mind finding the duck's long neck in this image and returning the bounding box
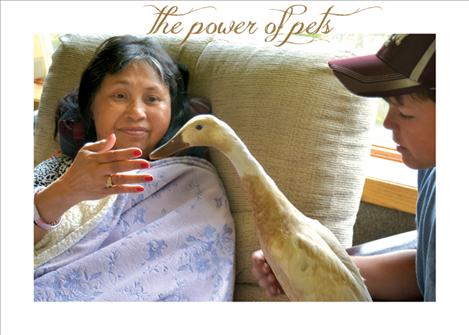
[219,131,299,238]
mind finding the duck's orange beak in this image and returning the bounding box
[149,135,190,160]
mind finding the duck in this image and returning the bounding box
[150,115,372,301]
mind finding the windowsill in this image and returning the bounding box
[362,154,418,215]
[366,151,417,187]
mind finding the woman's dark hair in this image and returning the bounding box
[55,35,194,156]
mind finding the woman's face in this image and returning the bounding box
[91,60,171,158]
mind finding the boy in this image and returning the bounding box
[251,34,436,301]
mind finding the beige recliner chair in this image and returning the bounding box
[34,34,376,301]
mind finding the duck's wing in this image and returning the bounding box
[313,221,363,269]
[265,225,371,301]
[293,230,371,301]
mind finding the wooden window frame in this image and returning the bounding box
[362,145,417,215]
[370,144,403,163]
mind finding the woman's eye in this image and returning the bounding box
[112,93,126,100]
[146,96,160,103]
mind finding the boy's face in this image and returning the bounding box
[383,94,436,169]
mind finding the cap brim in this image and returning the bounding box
[328,55,422,97]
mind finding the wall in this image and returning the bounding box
[353,201,416,245]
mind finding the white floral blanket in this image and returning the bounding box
[34,157,235,301]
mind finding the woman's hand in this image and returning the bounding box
[34,133,153,243]
[56,133,153,204]
[251,249,285,297]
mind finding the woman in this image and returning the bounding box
[34,35,235,301]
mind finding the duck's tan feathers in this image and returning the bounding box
[150,115,372,301]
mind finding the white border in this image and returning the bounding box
[2,1,469,334]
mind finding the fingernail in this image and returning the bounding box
[141,162,150,169]
[133,150,142,157]
[144,176,153,182]
[136,186,144,192]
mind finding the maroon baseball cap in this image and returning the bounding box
[328,34,435,97]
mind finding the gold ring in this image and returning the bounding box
[105,175,114,188]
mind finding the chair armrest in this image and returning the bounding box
[346,230,417,256]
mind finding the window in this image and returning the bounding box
[368,99,417,187]
[34,34,59,110]
[326,34,418,214]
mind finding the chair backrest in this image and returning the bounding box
[34,34,375,301]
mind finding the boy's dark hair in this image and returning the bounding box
[392,88,435,105]
[411,88,435,102]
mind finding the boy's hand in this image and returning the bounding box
[251,249,285,297]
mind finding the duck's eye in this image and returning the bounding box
[195,124,203,130]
